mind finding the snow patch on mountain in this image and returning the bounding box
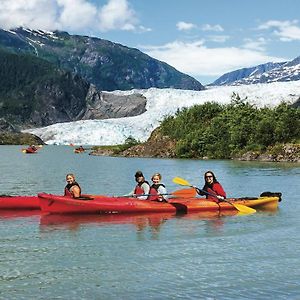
[24,81,300,145]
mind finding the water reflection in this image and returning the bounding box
[0,207,279,240]
[39,212,175,236]
[38,210,241,236]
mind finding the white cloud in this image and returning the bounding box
[258,20,300,41]
[57,0,97,30]
[207,35,230,43]
[0,0,60,30]
[97,0,137,32]
[242,37,267,51]
[201,24,224,32]
[141,40,285,78]
[176,21,196,31]
[0,0,141,32]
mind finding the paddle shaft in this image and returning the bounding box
[173,176,256,214]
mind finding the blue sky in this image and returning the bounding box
[1,0,300,84]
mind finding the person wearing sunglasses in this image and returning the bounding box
[197,170,226,201]
[127,170,150,200]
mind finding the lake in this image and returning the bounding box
[0,145,300,299]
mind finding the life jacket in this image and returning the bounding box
[64,182,81,198]
[134,181,150,196]
[148,183,165,201]
[203,182,226,202]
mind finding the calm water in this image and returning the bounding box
[0,145,300,300]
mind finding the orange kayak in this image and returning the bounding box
[38,192,281,214]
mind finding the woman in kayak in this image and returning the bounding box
[197,171,226,201]
[148,173,168,202]
[128,171,150,200]
[64,173,81,198]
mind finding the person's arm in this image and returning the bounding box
[196,185,206,196]
[136,183,150,200]
[71,185,81,198]
[213,183,226,199]
[158,185,168,200]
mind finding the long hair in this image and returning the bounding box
[203,170,219,188]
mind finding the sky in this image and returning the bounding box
[25,81,300,145]
[1,0,300,84]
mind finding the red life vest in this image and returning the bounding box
[64,182,81,198]
[134,181,150,196]
[205,183,226,202]
[148,184,165,201]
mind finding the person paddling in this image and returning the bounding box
[128,171,150,200]
[148,173,168,202]
[196,171,226,202]
[64,173,81,198]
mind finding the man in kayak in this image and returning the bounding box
[128,171,150,200]
[64,173,81,198]
[148,173,168,202]
[196,171,226,201]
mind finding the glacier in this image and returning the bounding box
[24,81,300,145]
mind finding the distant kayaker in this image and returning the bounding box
[128,171,150,200]
[196,171,226,201]
[148,173,168,202]
[27,145,37,153]
[64,173,81,198]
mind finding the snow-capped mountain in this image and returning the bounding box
[23,81,300,146]
[211,56,300,86]
[211,62,284,85]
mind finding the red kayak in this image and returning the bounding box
[38,192,280,214]
[0,195,39,209]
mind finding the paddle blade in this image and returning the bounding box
[172,188,196,198]
[172,177,192,187]
[232,203,256,214]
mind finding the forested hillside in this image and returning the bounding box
[159,93,300,159]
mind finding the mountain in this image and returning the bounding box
[211,62,284,85]
[211,56,300,86]
[0,27,204,91]
[0,47,147,129]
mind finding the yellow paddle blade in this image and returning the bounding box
[172,188,196,198]
[231,203,256,214]
[172,177,192,187]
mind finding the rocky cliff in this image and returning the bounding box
[0,48,146,129]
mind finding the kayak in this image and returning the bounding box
[74,149,85,153]
[22,148,37,154]
[38,192,281,214]
[0,195,39,209]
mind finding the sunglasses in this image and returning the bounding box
[205,175,213,179]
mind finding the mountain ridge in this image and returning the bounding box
[0,27,204,91]
[211,56,300,86]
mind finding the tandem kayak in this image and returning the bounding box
[0,195,39,209]
[38,192,281,214]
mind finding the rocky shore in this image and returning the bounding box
[0,119,44,145]
[90,128,300,162]
[237,144,300,162]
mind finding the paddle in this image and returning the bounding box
[127,188,196,199]
[172,177,256,214]
[89,188,196,199]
